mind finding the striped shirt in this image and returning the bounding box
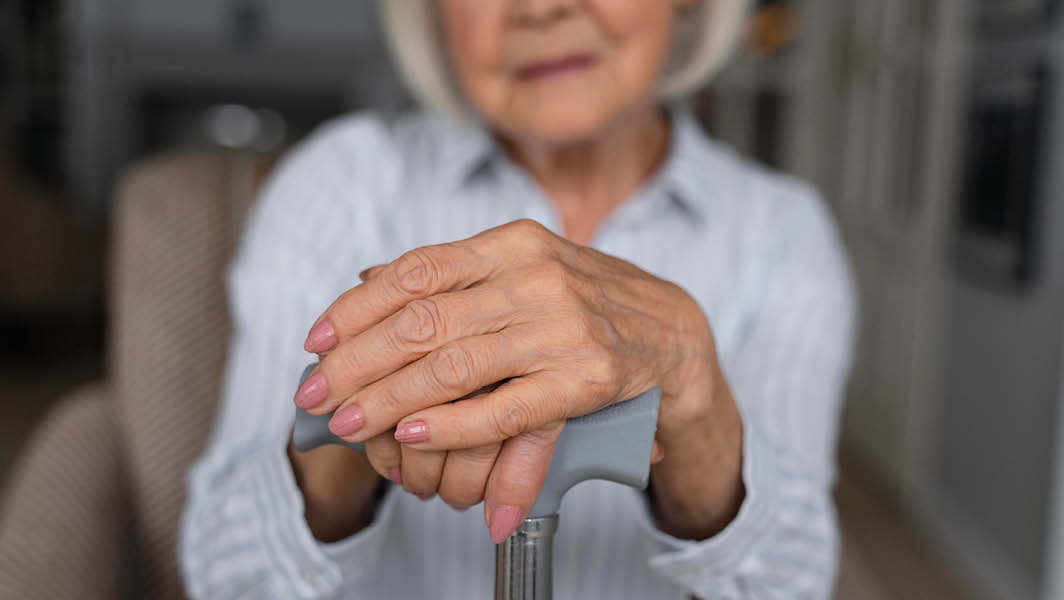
[179,103,856,599]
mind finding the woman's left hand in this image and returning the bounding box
[295,219,742,542]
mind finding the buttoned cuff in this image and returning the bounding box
[631,407,782,597]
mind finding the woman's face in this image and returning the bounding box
[438,0,685,145]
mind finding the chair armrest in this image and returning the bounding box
[0,382,130,600]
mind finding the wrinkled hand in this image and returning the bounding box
[294,219,718,542]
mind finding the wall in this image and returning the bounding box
[935,29,1064,598]
[70,0,373,44]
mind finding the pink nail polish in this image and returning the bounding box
[328,405,364,436]
[490,506,523,544]
[388,467,403,485]
[293,372,328,409]
[415,492,435,501]
[304,320,338,353]
[394,421,430,444]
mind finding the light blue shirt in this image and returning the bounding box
[180,104,856,599]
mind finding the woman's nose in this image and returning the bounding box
[508,0,578,28]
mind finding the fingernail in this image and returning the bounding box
[415,492,436,501]
[304,319,337,353]
[388,467,403,485]
[490,506,523,544]
[293,371,328,409]
[328,405,364,436]
[394,421,430,444]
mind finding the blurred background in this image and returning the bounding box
[1,1,1062,598]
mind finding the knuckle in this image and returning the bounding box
[465,442,503,463]
[440,482,483,509]
[521,424,564,448]
[510,219,553,251]
[532,262,570,296]
[365,385,404,419]
[428,344,477,392]
[363,436,401,477]
[490,394,535,439]
[439,448,497,507]
[511,218,547,238]
[400,457,441,495]
[365,448,397,476]
[588,349,618,386]
[394,248,439,295]
[396,298,444,346]
[323,346,360,387]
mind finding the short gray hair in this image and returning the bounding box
[378,0,752,121]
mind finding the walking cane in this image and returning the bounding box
[292,364,661,600]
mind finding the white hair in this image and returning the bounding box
[377,0,753,121]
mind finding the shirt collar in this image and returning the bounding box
[433,102,724,221]
[654,102,727,221]
[431,111,496,192]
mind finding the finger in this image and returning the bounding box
[325,326,542,443]
[437,443,501,510]
[359,264,387,282]
[303,219,557,354]
[364,430,404,485]
[304,239,502,354]
[392,372,579,451]
[483,424,564,544]
[650,440,665,465]
[301,285,521,415]
[399,445,447,499]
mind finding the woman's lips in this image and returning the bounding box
[515,53,598,81]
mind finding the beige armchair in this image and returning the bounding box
[0,152,276,599]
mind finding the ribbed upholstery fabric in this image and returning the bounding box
[111,152,274,598]
[0,385,127,599]
[0,151,276,599]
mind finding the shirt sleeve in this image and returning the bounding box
[633,184,857,599]
[178,116,404,599]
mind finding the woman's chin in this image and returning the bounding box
[503,105,622,147]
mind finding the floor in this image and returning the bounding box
[834,454,973,599]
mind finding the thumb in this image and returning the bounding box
[482,422,564,544]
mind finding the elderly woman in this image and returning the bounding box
[180,0,854,598]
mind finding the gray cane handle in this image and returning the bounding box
[291,363,660,518]
[292,365,367,452]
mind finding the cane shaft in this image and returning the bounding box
[495,515,558,600]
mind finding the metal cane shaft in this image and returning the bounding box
[495,515,558,600]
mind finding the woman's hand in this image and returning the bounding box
[294,219,742,541]
[287,441,384,542]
